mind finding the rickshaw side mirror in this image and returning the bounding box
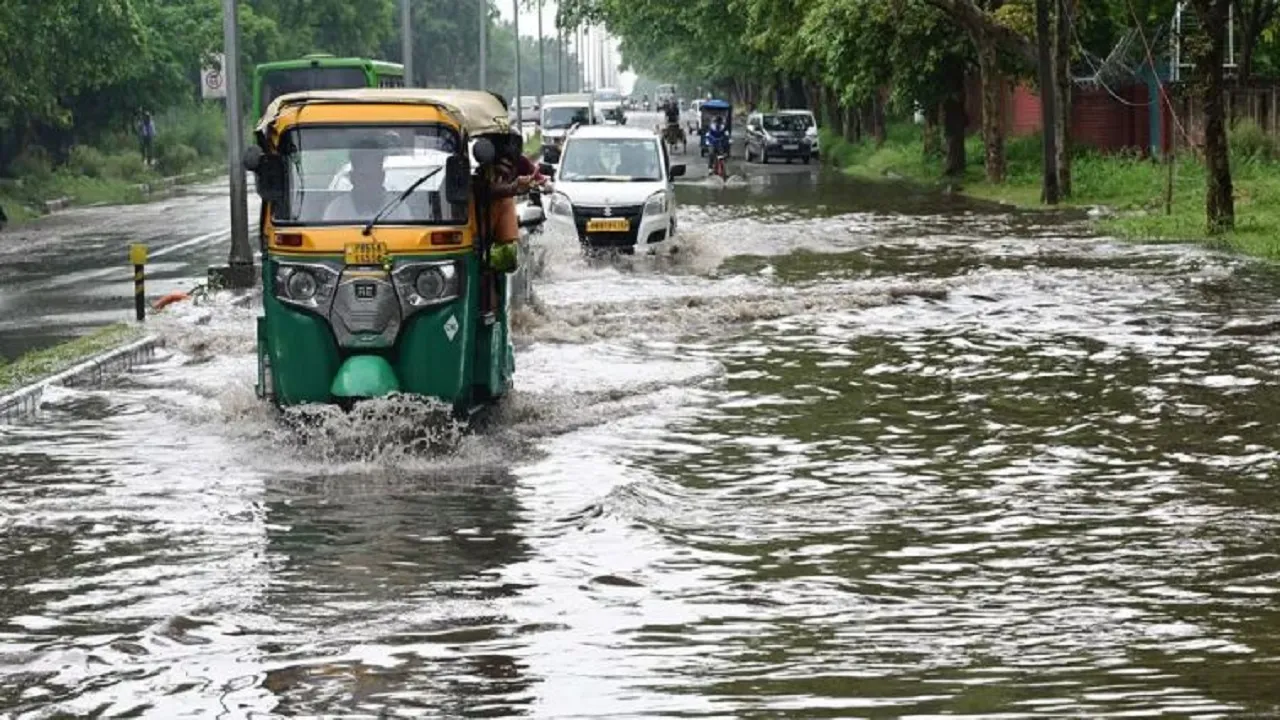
[445,154,470,206]
[254,155,286,204]
[242,145,264,172]
[472,137,497,166]
[669,164,686,178]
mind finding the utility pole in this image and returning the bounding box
[1035,0,1059,204]
[479,0,487,90]
[513,0,522,132]
[210,0,252,289]
[401,0,413,86]
[538,0,545,105]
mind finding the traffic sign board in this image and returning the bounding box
[201,53,227,99]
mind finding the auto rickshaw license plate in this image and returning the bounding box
[586,218,629,233]
[344,241,387,265]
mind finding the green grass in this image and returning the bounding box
[0,323,147,393]
[823,122,1280,259]
[524,131,543,158]
[0,103,225,227]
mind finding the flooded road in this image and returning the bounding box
[4,163,1280,718]
[0,178,255,362]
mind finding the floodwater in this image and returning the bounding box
[4,159,1280,718]
[0,178,252,362]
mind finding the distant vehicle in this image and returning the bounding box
[543,124,685,254]
[656,83,677,106]
[510,95,540,124]
[778,109,820,158]
[744,111,813,164]
[252,54,404,120]
[593,87,624,124]
[538,93,597,164]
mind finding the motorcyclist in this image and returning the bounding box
[704,116,728,168]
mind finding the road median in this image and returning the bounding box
[0,325,162,423]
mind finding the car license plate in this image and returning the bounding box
[344,241,387,265]
[783,144,799,151]
[586,218,629,233]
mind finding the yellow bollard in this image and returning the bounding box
[130,244,148,322]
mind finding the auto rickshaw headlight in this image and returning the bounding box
[415,266,447,299]
[393,260,461,311]
[286,269,318,300]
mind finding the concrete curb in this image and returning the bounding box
[0,335,164,424]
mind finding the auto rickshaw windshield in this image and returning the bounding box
[271,124,466,226]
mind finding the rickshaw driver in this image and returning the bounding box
[323,139,414,222]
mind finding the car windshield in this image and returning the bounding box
[543,106,591,129]
[595,90,621,102]
[271,124,465,226]
[784,112,815,128]
[763,115,808,132]
[559,137,663,182]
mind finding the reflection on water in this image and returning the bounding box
[4,169,1280,716]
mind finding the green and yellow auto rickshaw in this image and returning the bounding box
[243,88,545,415]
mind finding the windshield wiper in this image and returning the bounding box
[630,176,661,182]
[581,175,632,182]
[361,166,444,236]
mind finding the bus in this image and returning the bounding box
[251,54,405,120]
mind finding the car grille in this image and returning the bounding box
[573,204,645,247]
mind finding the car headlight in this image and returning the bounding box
[274,262,338,311]
[392,260,461,311]
[644,191,668,215]
[549,192,573,217]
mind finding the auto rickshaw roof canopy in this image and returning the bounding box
[257,88,512,136]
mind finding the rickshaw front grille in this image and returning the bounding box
[329,275,401,349]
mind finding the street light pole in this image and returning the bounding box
[538,0,545,105]
[513,0,522,132]
[401,0,413,86]
[216,0,252,288]
[479,0,487,90]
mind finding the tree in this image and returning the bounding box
[1036,0,1059,203]
[1236,0,1280,82]
[1188,0,1235,233]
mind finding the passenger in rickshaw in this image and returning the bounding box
[478,131,536,273]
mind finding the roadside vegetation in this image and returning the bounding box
[822,119,1280,258]
[0,324,146,394]
[0,1,583,225]
[559,0,1280,257]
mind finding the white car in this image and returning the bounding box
[545,125,685,253]
[778,109,820,158]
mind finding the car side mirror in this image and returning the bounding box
[538,162,556,179]
[518,204,546,228]
[669,164,686,178]
[445,154,470,206]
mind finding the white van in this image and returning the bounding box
[538,93,596,164]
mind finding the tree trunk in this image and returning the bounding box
[1054,0,1073,195]
[873,89,887,147]
[941,54,968,177]
[978,40,1006,182]
[923,104,942,159]
[1191,0,1235,233]
[1036,0,1060,204]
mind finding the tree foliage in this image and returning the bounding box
[0,0,582,174]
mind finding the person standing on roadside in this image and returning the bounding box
[139,112,156,167]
